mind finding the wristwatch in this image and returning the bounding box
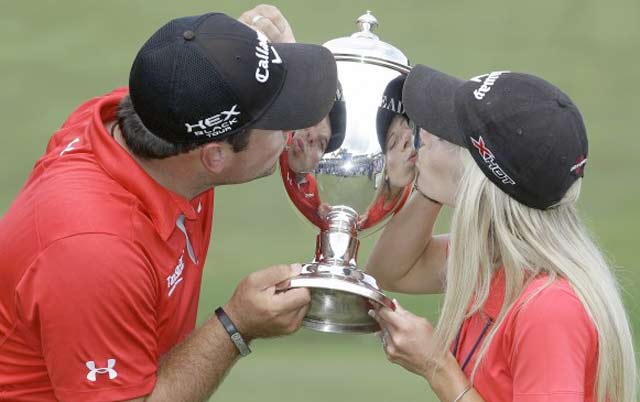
[215,307,252,357]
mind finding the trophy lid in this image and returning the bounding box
[323,11,409,68]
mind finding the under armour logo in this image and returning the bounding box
[86,359,118,382]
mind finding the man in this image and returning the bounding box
[241,7,347,228]
[279,85,346,228]
[0,9,337,402]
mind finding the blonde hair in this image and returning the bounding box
[433,150,637,402]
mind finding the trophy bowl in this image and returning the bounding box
[281,11,418,333]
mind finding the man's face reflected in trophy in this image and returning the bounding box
[281,11,418,334]
[287,118,331,175]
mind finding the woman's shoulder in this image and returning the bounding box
[511,275,596,337]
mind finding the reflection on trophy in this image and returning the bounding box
[282,11,418,334]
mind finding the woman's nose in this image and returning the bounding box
[419,130,430,148]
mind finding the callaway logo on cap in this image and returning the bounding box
[129,13,337,145]
[403,65,588,210]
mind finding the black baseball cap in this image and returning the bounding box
[376,75,419,153]
[129,13,338,145]
[376,75,406,151]
[326,81,346,153]
[403,65,588,210]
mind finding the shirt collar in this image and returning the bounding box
[89,87,197,240]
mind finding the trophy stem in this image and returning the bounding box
[288,205,394,334]
[315,206,360,267]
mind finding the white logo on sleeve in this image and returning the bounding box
[59,137,81,156]
[167,253,185,297]
[469,71,510,100]
[86,359,118,381]
[255,30,283,83]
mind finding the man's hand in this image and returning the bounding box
[224,264,310,340]
[239,4,296,43]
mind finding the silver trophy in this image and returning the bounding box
[282,11,418,334]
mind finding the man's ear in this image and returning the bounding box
[200,142,226,174]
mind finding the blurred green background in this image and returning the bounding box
[1,0,639,400]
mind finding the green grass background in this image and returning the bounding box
[1,1,639,400]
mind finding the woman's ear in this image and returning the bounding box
[200,142,226,174]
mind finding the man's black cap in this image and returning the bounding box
[129,13,338,145]
[326,81,346,153]
[403,65,588,210]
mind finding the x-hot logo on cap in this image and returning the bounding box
[471,136,492,159]
[470,136,516,185]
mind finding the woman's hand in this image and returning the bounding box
[369,300,439,378]
[414,130,462,207]
[369,300,475,402]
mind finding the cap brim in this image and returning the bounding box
[253,43,337,131]
[403,64,466,146]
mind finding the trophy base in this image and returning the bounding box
[288,264,394,334]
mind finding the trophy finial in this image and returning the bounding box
[353,10,379,39]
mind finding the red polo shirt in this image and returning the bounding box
[0,88,214,401]
[358,185,411,230]
[279,138,324,229]
[454,270,599,402]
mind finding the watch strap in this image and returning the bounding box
[215,307,251,357]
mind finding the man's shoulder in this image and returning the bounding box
[18,157,156,249]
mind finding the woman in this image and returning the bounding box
[366,65,637,402]
[359,114,416,229]
[360,75,418,229]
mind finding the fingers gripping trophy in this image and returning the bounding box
[282,11,419,334]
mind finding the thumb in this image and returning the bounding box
[251,263,302,290]
[392,298,404,313]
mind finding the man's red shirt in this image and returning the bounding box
[279,140,325,229]
[0,88,214,401]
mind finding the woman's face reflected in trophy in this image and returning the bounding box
[384,116,418,190]
[280,11,418,334]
